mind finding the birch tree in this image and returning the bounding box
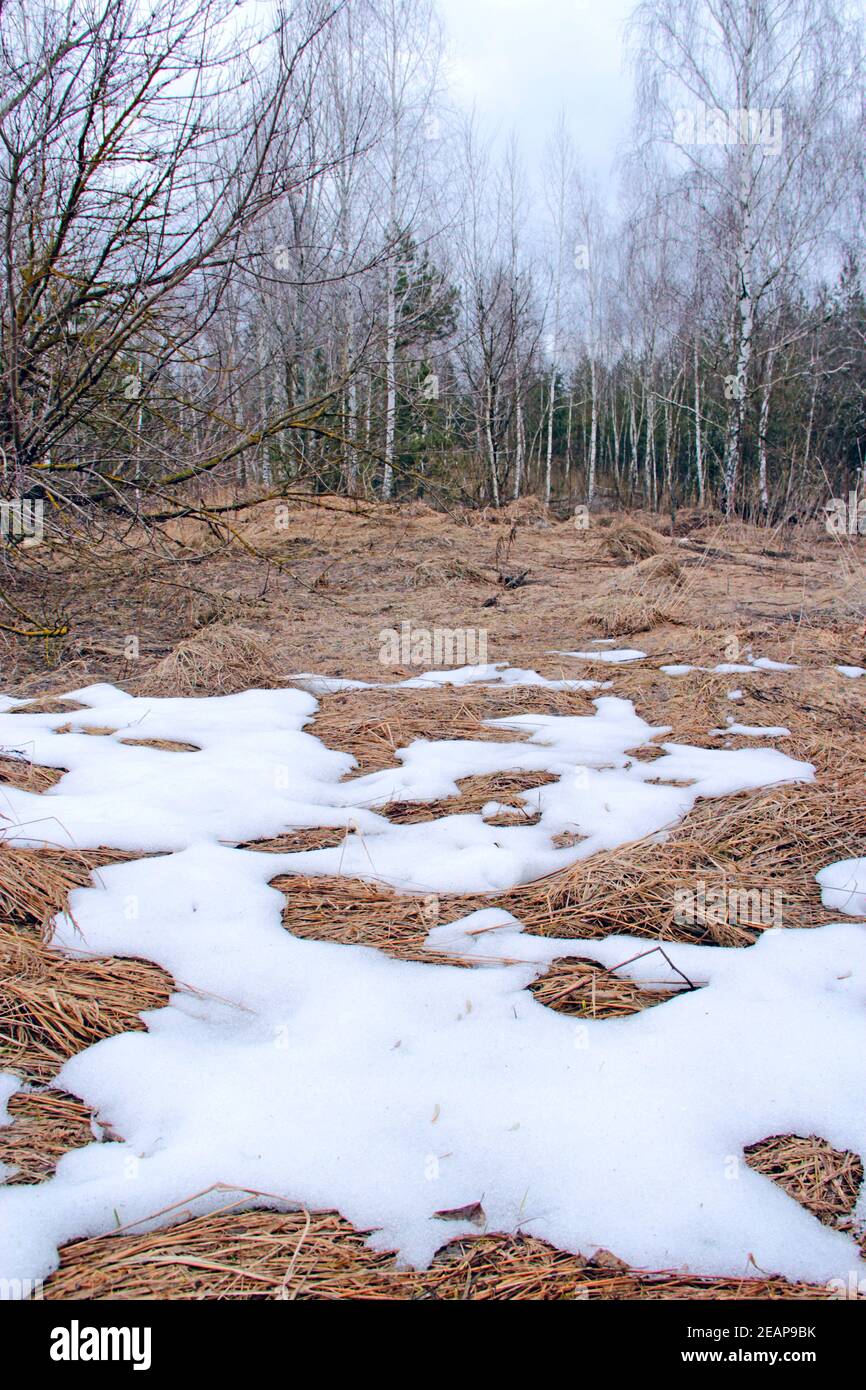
[631,0,863,513]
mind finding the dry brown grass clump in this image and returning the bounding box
[241,827,348,853]
[0,916,173,1085]
[187,591,273,632]
[0,839,175,1193]
[274,873,469,964]
[529,956,679,1016]
[119,737,199,752]
[582,549,690,636]
[410,557,491,587]
[602,519,667,564]
[673,508,720,536]
[496,778,856,948]
[379,770,557,825]
[584,594,681,638]
[0,755,64,793]
[626,551,683,585]
[745,1135,864,1234]
[0,1089,93,1183]
[500,496,553,525]
[39,1204,845,1301]
[6,697,86,715]
[136,622,282,697]
[0,842,137,939]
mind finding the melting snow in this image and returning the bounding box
[292,663,604,695]
[551,648,647,664]
[0,680,863,1293]
[816,859,866,919]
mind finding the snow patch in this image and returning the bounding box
[1,682,861,1296]
[816,858,866,918]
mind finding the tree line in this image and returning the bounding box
[0,0,863,544]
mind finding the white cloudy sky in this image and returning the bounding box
[437,0,636,181]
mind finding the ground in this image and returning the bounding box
[1,496,864,1299]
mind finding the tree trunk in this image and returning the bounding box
[757,344,777,516]
[722,214,754,514]
[693,335,705,505]
[544,366,556,504]
[587,357,598,503]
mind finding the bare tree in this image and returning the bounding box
[631,0,863,513]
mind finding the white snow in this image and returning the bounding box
[711,656,798,674]
[551,648,647,664]
[836,666,866,679]
[660,664,695,676]
[291,663,604,695]
[0,680,862,1295]
[749,656,798,672]
[0,1074,18,1125]
[816,858,866,918]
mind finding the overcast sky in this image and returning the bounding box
[437,0,636,183]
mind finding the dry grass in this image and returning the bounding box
[495,781,859,948]
[54,723,116,736]
[0,755,64,793]
[0,1089,93,1183]
[411,557,491,587]
[621,551,683,586]
[187,592,273,632]
[379,770,557,825]
[602,519,667,563]
[136,622,282,697]
[38,1204,845,1301]
[0,842,139,939]
[6,697,86,715]
[529,957,679,1016]
[119,738,200,752]
[2,505,865,1299]
[0,839,175,1219]
[311,684,595,775]
[584,593,683,638]
[0,915,173,1085]
[582,549,691,637]
[241,827,347,853]
[745,1135,864,1235]
[274,873,465,964]
[500,496,553,526]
